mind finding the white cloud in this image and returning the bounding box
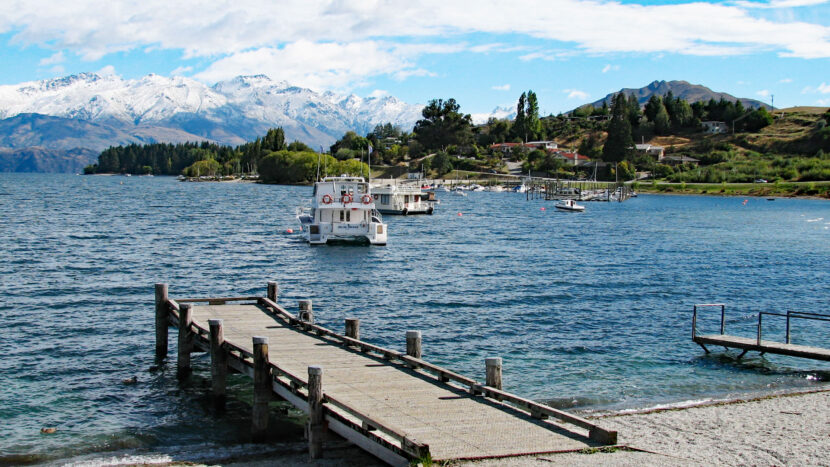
[97,65,117,76]
[602,64,620,73]
[38,51,64,66]
[780,78,793,83]
[368,89,389,98]
[734,0,829,8]
[817,98,830,105]
[171,66,193,76]
[802,82,830,94]
[3,0,830,91]
[194,40,425,91]
[564,89,590,100]
[756,89,771,97]
[6,0,827,60]
[492,84,511,91]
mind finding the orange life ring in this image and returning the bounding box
[342,194,353,204]
[361,194,372,204]
[322,194,333,204]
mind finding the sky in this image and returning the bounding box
[1,0,829,116]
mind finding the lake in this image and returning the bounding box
[1,173,828,464]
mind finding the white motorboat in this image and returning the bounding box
[370,180,437,215]
[297,175,387,245]
[554,199,585,212]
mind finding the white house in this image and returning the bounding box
[635,143,665,159]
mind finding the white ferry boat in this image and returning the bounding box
[370,180,437,215]
[297,176,387,245]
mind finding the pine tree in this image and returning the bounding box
[602,93,634,162]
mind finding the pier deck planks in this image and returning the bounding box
[696,334,830,361]
[190,303,596,460]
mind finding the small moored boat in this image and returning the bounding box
[370,180,437,215]
[554,199,585,212]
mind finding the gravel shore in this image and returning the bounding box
[461,389,830,467]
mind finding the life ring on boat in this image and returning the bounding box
[361,194,372,204]
[322,194,333,204]
[342,194,353,204]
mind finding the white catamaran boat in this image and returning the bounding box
[370,180,437,215]
[297,176,387,245]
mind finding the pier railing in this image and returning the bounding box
[692,304,830,362]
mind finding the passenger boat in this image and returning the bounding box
[554,199,585,212]
[370,180,437,215]
[297,175,387,245]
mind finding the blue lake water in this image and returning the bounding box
[1,173,829,464]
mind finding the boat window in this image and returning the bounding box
[346,210,351,222]
[339,210,344,222]
[381,194,390,204]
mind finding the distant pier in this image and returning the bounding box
[692,304,830,361]
[525,179,633,202]
[155,282,617,465]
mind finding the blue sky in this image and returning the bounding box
[1,0,829,116]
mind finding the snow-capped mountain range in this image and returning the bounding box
[0,72,424,147]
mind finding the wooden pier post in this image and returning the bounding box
[177,303,193,378]
[267,281,278,302]
[345,318,359,341]
[209,319,227,406]
[154,283,168,360]
[485,357,502,390]
[406,331,422,368]
[252,336,271,442]
[308,365,324,459]
[299,300,313,327]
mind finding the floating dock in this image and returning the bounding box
[692,304,830,361]
[155,282,617,465]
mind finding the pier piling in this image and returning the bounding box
[406,330,422,368]
[486,357,503,391]
[345,318,359,341]
[154,283,168,360]
[177,303,193,378]
[308,365,324,459]
[209,319,227,406]
[252,336,271,441]
[299,299,313,327]
[267,281,278,302]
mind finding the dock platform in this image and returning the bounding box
[155,282,617,465]
[692,304,830,361]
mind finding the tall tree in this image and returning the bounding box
[413,98,473,151]
[602,93,634,162]
[513,92,527,141]
[526,90,542,141]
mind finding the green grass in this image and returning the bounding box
[634,180,830,198]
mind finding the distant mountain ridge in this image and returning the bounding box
[586,80,771,110]
[0,73,427,172]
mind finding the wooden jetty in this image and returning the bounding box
[692,304,830,361]
[155,282,618,465]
